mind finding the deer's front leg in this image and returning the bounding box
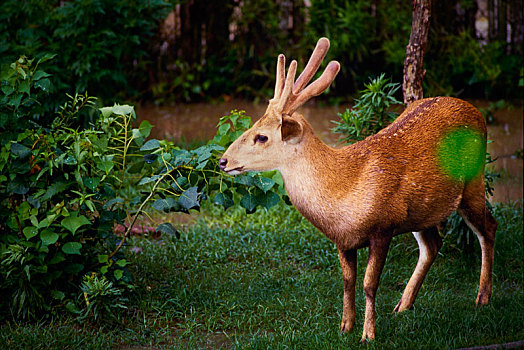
[337,247,357,333]
[362,236,391,343]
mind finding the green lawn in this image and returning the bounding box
[1,202,522,349]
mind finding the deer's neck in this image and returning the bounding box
[278,131,367,245]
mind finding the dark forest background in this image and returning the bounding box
[1,0,522,106]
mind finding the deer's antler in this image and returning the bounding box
[271,38,340,116]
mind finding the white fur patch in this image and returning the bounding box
[227,169,244,175]
[413,231,429,261]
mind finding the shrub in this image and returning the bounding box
[331,74,402,144]
[0,56,286,321]
[0,56,156,320]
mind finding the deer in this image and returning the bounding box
[218,38,497,342]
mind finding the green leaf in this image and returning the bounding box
[40,229,59,245]
[213,192,234,210]
[138,175,159,185]
[114,269,123,280]
[178,186,200,211]
[235,174,255,186]
[23,226,38,240]
[66,301,81,314]
[236,117,252,131]
[111,104,134,116]
[61,215,91,235]
[83,177,101,191]
[8,93,22,108]
[217,123,230,135]
[10,143,31,159]
[34,78,51,92]
[240,194,258,213]
[140,139,160,151]
[1,85,15,96]
[64,154,77,165]
[156,222,178,236]
[192,144,224,165]
[138,120,153,139]
[254,176,275,193]
[256,191,280,209]
[195,159,209,169]
[171,149,192,167]
[99,106,113,118]
[62,242,82,255]
[32,70,51,81]
[98,254,109,263]
[38,53,57,63]
[211,134,231,147]
[96,158,114,173]
[19,79,30,94]
[153,198,179,212]
[116,259,129,267]
[16,66,27,79]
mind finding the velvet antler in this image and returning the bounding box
[270,38,340,116]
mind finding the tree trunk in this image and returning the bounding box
[403,0,431,105]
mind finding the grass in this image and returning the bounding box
[1,201,522,349]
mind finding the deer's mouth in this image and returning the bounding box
[225,166,244,175]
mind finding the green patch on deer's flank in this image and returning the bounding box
[437,127,486,182]
[1,202,522,349]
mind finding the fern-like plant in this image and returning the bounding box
[331,73,402,144]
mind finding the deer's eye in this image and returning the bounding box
[255,134,268,144]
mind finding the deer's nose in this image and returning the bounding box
[219,158,228,171]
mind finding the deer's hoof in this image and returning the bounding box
[340,319,354,334]
[475,290,491,307]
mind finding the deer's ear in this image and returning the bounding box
[281,115,303,144]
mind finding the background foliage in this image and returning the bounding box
[0,0,170,108]
[1,0,521,105]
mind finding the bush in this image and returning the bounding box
[0,55,288,321]
[0,56,157,320]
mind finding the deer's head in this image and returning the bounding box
[219,38,340,175]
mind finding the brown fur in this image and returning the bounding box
[220,42,497,342]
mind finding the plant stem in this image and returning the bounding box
[107,173,167,260]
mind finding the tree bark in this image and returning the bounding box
[403,0,431,105]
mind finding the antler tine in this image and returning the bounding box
[277,60,297,113]
[286,61,340,114]
[292,37,330,94]
[272,54,286,101]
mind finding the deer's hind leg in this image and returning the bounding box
[457,177,497,306]
[394,227,442,313]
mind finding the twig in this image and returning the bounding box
[107,173,166,260]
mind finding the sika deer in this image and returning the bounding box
[218,38,497,342]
